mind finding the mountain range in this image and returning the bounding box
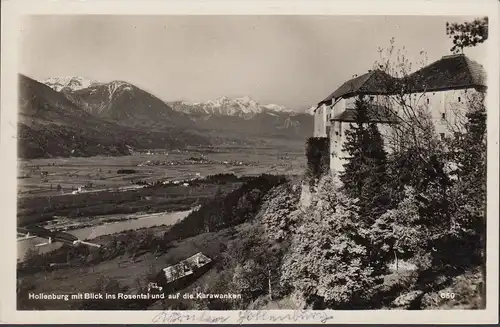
[18,75,208,159]
[44,77,194,129]
[167,96,292,117]
[18,75,313,159]
[166,96,312,139]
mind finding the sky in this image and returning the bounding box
[19,15,487,111]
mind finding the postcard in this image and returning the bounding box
[1,0,498,324]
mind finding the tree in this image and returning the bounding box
[373,38,443,159]
[280,174,382,309]
[259,182,301,241]
[370,186,428,268]
[341,96,370,197]
[446,17,488,54]
[443,96,486,269]
[372,38,455,212]
[340,96,390,221]
[233,259,266,296]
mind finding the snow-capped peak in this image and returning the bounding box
[168,96,293,117]
[106,80,134,96]
[42,76,99,92]
[261,103,288,112]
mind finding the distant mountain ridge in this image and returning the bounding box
[39,76,313,142]
[167,96,293,117]
[166,96,313,139]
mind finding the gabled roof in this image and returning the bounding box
[404,54,487,92]
[331,105,399,124]
[318,70,395,106]
[318,54,486,107]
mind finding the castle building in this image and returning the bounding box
[312,54,487,172]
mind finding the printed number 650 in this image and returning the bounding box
[440,292,456,299]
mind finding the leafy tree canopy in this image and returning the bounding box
[446,17,488,53]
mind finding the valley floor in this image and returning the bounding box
[18,142,305,197]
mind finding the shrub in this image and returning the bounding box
[305,137,330,185]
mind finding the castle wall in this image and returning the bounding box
[313,104,329,137]
[329,121,395,172]
[323,87,482,172]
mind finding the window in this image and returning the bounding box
[440,133,445,140]
[426,98,430,104]
[458,96,461,103]
[441,113,446,120]
[370,96,375,102]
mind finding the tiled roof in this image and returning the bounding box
[318,54,486,106]
[319,70,395,106]
[404,54,487,92]
[331,105,399,124]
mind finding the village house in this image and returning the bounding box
[313,53,487,172]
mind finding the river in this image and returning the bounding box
[17,209,192,261]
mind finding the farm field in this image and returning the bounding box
[17,140,306,198]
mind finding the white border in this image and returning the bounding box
[1,0,499,324]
